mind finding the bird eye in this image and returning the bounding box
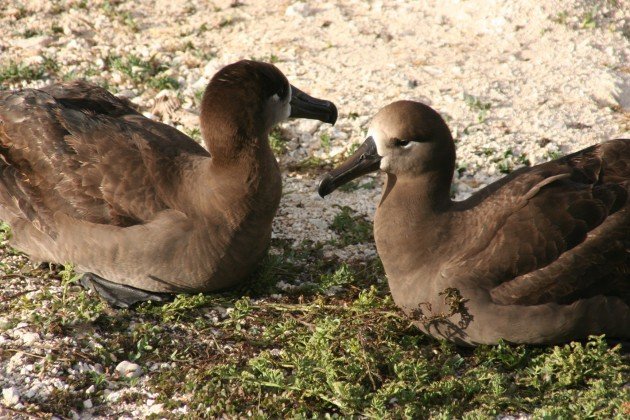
[394,139,410,147]
[277,85,288,99]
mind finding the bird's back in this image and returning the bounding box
[0,81,209,234]
[448,139,629,305]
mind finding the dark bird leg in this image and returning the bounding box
[79,273,171,308]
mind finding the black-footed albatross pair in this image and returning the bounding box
[0,60,337,308]
[319,100,629,345]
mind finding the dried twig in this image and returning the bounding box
[0,289,37,303]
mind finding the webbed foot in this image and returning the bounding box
[80,273,171,308]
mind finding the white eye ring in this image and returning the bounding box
[271,93,280,102]
[395,139,413,148]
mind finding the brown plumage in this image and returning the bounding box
[319,100,629,345]
[0,60,337,307]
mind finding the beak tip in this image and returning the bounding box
[316,136,380,198]
[327,103,338,125]
[288,86,337,125]
[318,176,334,198]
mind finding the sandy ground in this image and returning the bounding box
[1,0,629,243]
[1,0,629,417]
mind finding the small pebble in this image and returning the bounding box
[21,332,40,345]
[2,386,20,406]
[115,361,143,379]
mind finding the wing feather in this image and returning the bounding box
[450,139,629,304]
[0,82,207,234]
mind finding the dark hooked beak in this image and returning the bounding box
[318,136,381,197]
[289,85,337,125]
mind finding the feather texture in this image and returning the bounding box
[324,100,630,345]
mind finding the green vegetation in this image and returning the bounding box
[286,156,329,173]
[330,205,373,246]
[147,76,179,90]
[21,28,42,38]
[13,6,28,20]
[320,132,332,152]
[50,24,64,35]
[316,263,355,292]
[495,149,531,174]
[1,229,628,417]
[218,16,239,28]
[184,127,202,143]
[463,93,492,123]
[551,7,604,30]
[269,128,288,155]
[545,150,564,161]
[552,11,569,25]
[475,148,532,174]
[192,87,205,107]
[580,8,598,29]
[105,54,179,90]
[338,178,376,193]
[344,141,361,157]
[0,58,58,85]
[101,1,139,32]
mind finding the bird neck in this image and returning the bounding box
[379,171,453,216]
[199,86,265,164]
[374,172,455,293]
[375,172,453,261]
[190,140,279,227]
